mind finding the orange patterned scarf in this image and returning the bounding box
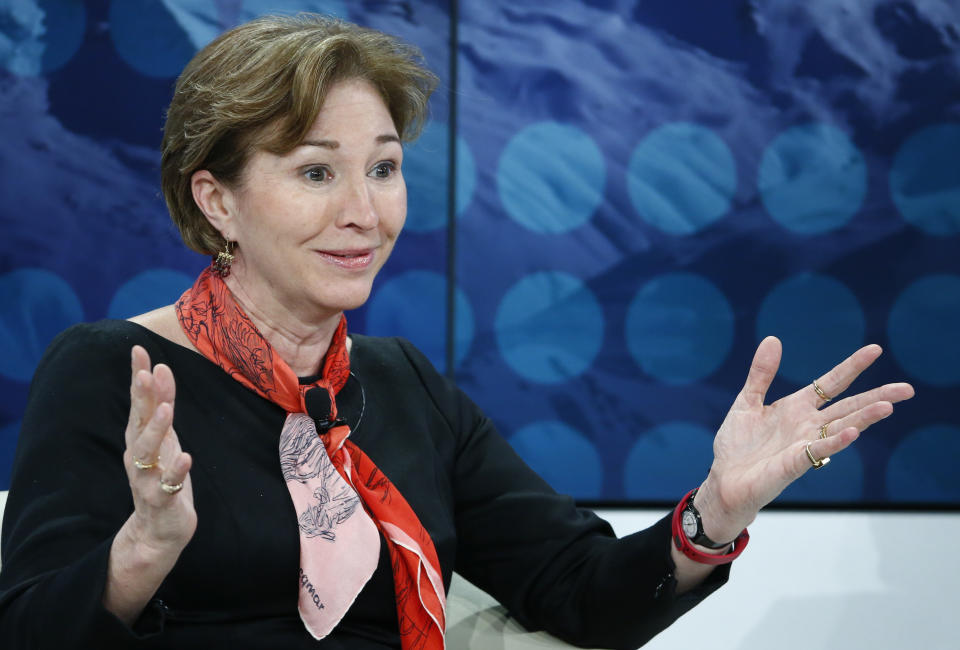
[176,267,445,649]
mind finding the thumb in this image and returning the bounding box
[738,336,782,408]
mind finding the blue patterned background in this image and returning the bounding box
[1,0,958,505]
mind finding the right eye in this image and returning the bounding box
[305,166,332,182]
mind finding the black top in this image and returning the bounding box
[0,321,727,649]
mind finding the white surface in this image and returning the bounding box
[598,508,959,650]
[447,572,576,648]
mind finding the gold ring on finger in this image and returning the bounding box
[805,441,830,470]
[812,380,833,402]
[160,479,184,495]
[133,455,158,470]
[818,423,829,440]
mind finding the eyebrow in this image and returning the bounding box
[299,134,401,149]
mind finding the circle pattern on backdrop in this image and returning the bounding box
[509,420,603,498]
[758,123,867,234]
[107,269,194,320]
[627,122,737,235]
[0,3,953,506]
[40,0,87,73]
[625,272,734,384]
[890,123,960,236]
[495,271,603,383]
[109,0,208,78]
[887,274,960,386]
[404,121,478,232]
[777,444,864,502]
[365,270,474,374]
[756,273,865,385]
[0,269,83,382]
[886,425,960,502]
[497,122,606,234]
[623,422,714,500]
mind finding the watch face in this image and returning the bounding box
[682,510,698,538]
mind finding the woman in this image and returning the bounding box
[0,13,913,649]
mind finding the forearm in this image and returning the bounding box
[503,513,728,649]
[102,514,186,625]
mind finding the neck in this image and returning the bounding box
[223,272,342,377]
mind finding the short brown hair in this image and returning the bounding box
[161,13,438,254]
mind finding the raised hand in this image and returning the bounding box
[103,345,196,624]
[694,336,914,543]
[123,344,196,548]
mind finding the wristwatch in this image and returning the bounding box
[672,489,749,565]
[681,489,731,549]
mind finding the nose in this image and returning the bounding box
[337,175,379,231]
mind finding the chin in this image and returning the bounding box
[321,285,375,315]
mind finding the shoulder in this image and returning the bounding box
[349,334,435,373]
[127,304,193,350]
[25,319,152,402]
[350,334,487,438]
[40,319,153,368]
[16,321,147,471]
[349,334,449,395]
[40,304,196,376]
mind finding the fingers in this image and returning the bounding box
[737,336,782,408]
[810,344,883,407]
[127,345,177,448]
[126,346,153,447]
[820,401,893,438]
[820,382,915,422]
[159,447,192,494]
[795,426,859,476]
[153,362,176,405]
[127,405,191,501]
[128,402,173,473]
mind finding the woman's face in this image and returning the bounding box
[222,78,406,322]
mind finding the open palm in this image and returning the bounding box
[696,336,914,541]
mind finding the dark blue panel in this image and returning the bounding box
[2,0,957,506]
[454,0,960,503]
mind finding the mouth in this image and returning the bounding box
[314,248,376,270]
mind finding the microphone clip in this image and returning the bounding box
[315,416,347,434]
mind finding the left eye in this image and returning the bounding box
[305,166,332,182]
[370,162,396,179]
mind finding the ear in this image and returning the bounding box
[191,170,237,240]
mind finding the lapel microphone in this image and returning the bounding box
[304,387,346,434]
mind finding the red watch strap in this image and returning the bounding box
[671,488,749,565]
